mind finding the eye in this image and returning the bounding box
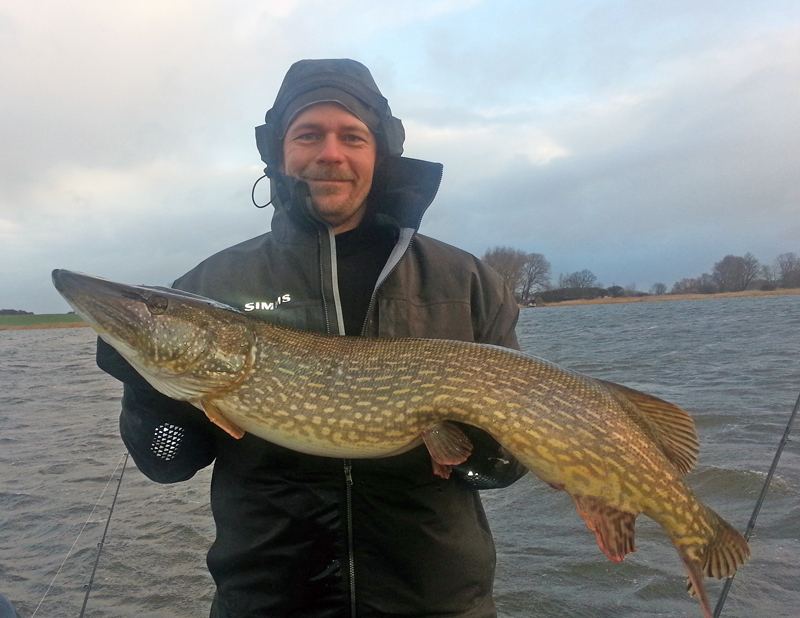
[147,295,169,314]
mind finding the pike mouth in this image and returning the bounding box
[51,269,77,303]
[51,270,174,348]
[52,270,213,389]
[52,269,108,331]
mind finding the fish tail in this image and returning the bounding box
[697,505,750,580]
[676,504,750,617]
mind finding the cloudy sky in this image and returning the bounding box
[2,0,799,313]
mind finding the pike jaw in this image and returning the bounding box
[52,270,255,402]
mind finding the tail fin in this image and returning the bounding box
[698,507,750,579]
[679,505,750,618]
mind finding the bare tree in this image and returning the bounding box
[761,264,777,283]
[518,253,551,301]
[557,269,599,289]
[742,252,761,289]
[482,246,529,297]
[776,252,800,288]
[671,278,696,294]
[671,274,717,294]
[650,282,667,296]
[696,273,719,294]
[712,253,760,292]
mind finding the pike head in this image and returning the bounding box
[52,269,255,402]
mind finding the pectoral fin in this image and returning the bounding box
[571,494,638,562]
[421,422,473,479]
[198,399,245,439]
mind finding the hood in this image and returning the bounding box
[253,59,443,236]
[256,59,405,170]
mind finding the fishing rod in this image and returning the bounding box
[30,451,129,618]
[78,452,128,618]
[713,389,800,617]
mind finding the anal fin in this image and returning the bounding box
[198,399,245,439]
[571,494,638,562]
[421,422,473,479]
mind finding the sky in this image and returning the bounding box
[1,0,799,313]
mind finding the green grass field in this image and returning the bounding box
[0,313,85,327]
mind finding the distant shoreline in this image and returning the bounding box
[531,287,800,307]
[0,320,89,331]
[3,288,799,330]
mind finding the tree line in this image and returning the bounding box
[481,247,800,304]
[671,252,800,294]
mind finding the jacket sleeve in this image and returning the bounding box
[472,260,521,350]
[451,263,529,489]
[97,338,217,483]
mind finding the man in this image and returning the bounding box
[98,59,526,618]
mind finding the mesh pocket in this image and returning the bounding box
[151,423,185,461]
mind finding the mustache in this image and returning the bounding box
[300,169,356,182]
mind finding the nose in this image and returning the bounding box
[316,133,345,163]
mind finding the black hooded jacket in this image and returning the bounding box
[98,59,526,618]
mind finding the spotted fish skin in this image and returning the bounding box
[52,270,750,618]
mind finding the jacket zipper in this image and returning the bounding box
[343,460,356,618]
[359,165,443,336]
[359,229,415,335]
[317,164,443,613]
[320,225,355,615]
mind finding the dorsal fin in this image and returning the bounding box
[598,380,699,475]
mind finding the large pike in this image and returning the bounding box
[53,269,749,617]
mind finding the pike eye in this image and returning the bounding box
[148,295,169,315]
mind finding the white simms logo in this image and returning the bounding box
[244,294,291,312]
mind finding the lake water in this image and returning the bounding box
[1,295,798,617]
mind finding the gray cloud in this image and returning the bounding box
[2,0,799,312]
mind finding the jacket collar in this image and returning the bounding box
[268,156,443,242]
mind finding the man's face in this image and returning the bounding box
[282,102,377,234]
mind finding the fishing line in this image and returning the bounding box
[30,451,129,618]
[713,389,800,617]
